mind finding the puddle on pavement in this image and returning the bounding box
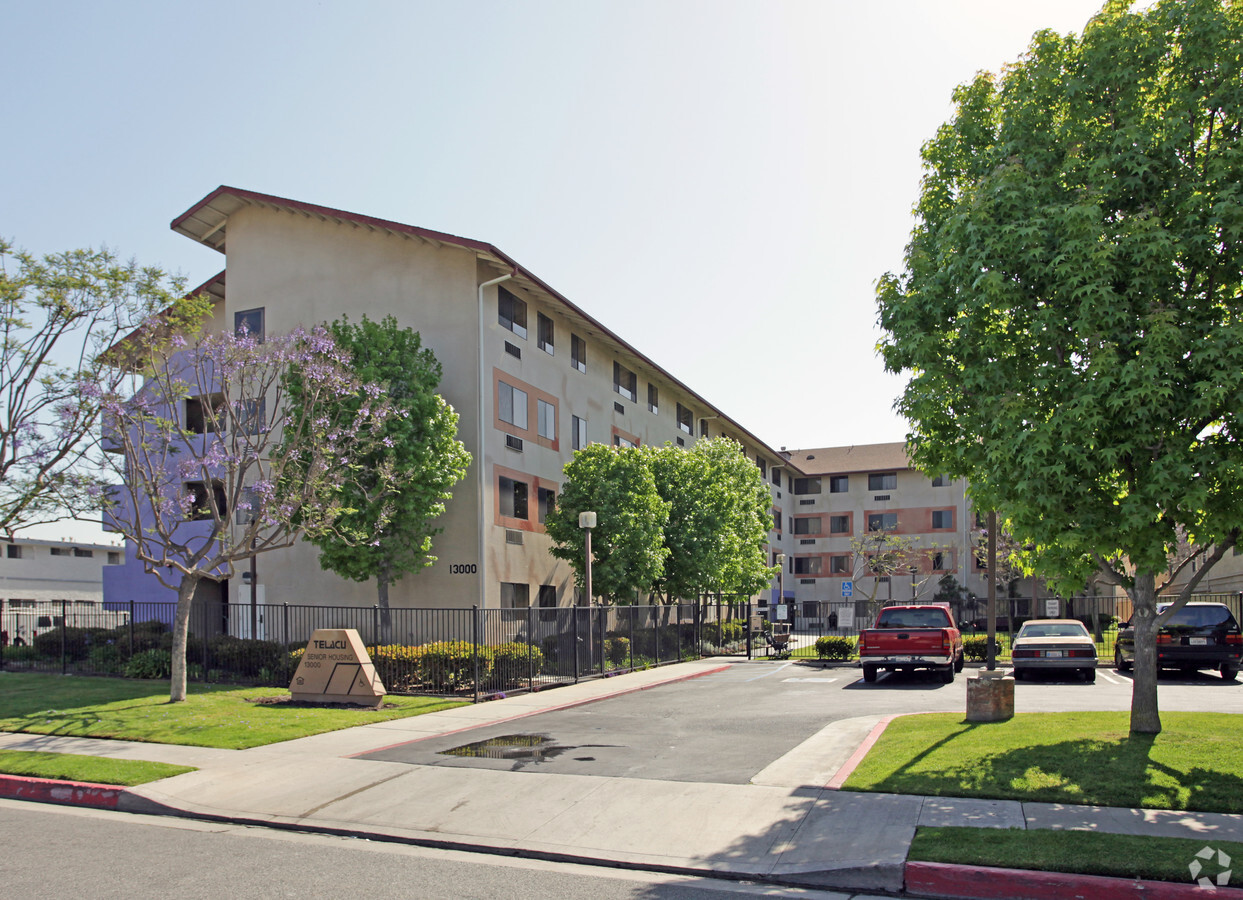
[439,733,570,762]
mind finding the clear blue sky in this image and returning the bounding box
[3,0,1111,540]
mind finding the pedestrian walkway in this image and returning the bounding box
[3,658,1243,898]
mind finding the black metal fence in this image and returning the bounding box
[0,598,750,701]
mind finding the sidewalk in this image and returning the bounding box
[4,659,1243,898]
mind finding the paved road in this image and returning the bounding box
[360,658,1243,783]
[0,800,886,900]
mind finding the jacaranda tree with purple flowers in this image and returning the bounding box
[102,316,398,701]
[0,239,184,539]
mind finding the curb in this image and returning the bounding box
[905,861,1243,900]
[0,773,124,809]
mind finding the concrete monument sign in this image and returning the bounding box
[290,628,386,708]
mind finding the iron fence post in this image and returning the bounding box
[527,603,534,693]
[573,606,580,684]
[0,598,5,671]
[596,605,604,675]
[60,599,67,675]
[283,603,290,680]
[129,597,135,659]
[472,605,481,704]
[628,604,634,671]
[746,601,753,660]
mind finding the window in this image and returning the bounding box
[571,334,587,373]
[792,517,821,535]
[614,434,637,449]
[613,361,637,402]
[499,477,528,520]
[239,398,266,436]
[700,418,708,438]
[498,381,528,430]
[107,551,121,565]
[537,313,554,354]
[867,512,898,531]
[932,474,950,487]
[5,544,20,559]
[538,584,558,621]
[829,475,849,493]
[830,555,851,574]
[50,546,70,556]
[676,403,693,435]
[793,477,821,495]
[829,515,850,535]
[792,557,822,576]
[500,582,530,609]
[803,601,820,619]
[498,286,527,338]
[648,383,659,414]
[234,307,264,341]
[931,551,947,571]
[868,473,897,491]
[538,487,556,524]
[73,548,93,558]
[756,456,766,479]
[772,511,781,532]
[537,399,556,440]
[572,415,587,451]
[185,393,225,435]
[186,480,227,521]
[771,468,781,486]
[235,486,262,524]
[932,509,954,529]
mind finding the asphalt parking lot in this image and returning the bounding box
[359,658,1243,785]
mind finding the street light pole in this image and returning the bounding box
[579,511,597,606]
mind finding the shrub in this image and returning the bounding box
[32,627,94,661]
[87,643,126,674]
[125,648,172,679]
[206,635,285,678]
[490,642,544,688]
[604,636,630,666]
[419,641,485,691]
[3,644,41,664]
[368,644,425,693]
[963,636,1002,662]
[813,636,855,661]
[719,621,744,644]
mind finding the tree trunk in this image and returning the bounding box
[376,562,392,645]
[1129,571,1161,735]
[169,574,201,703]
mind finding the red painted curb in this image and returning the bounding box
[0,774,123,809]
[352,663,732,758]
[905,861,1243,900]
[825,713,898,790]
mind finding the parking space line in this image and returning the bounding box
[781,677,838,684]
[744,662,794,681]
[1096,669,1124,685]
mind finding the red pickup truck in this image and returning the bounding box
[858,604,964,684]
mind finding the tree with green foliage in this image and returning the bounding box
[544,443,670,603]
[291,315,470,631]
[647,438,775,603]
[876,0,1243,733]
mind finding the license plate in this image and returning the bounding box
[1045,650,1064,658]
[1190,637,1208,646]
[890,656,916,663]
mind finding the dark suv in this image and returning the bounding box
[1114,602,1242,681]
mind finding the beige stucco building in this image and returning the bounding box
[105,187,989,620]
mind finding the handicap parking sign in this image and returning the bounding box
[841,581,853,597]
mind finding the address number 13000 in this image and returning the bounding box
[448,564,478,575]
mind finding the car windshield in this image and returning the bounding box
[1019,624,1089,639]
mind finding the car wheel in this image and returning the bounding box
[1083,667,1096,683]
[1222,663,1239,683]
[940,664,955,684]
[1115,648,1131,672]
[954,652,964,673]
[862,665,878,683]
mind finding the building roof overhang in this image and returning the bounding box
[171,186,795,468]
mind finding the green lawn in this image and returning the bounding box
[0,673,467,750]
[843,711,1243,814]
[910,827,1243,885]
[0,749,195,786]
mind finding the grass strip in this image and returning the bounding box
[910,827,1242,886]
[0,749,195,786]
[843,711,1243,814]
[0,673,467,749]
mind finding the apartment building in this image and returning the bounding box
[103,187,797,616]
[772,443,986,627]
[2,538,125,644]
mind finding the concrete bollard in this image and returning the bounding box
[966,668,1014,722]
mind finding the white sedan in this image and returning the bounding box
[1011,619,1098,682]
